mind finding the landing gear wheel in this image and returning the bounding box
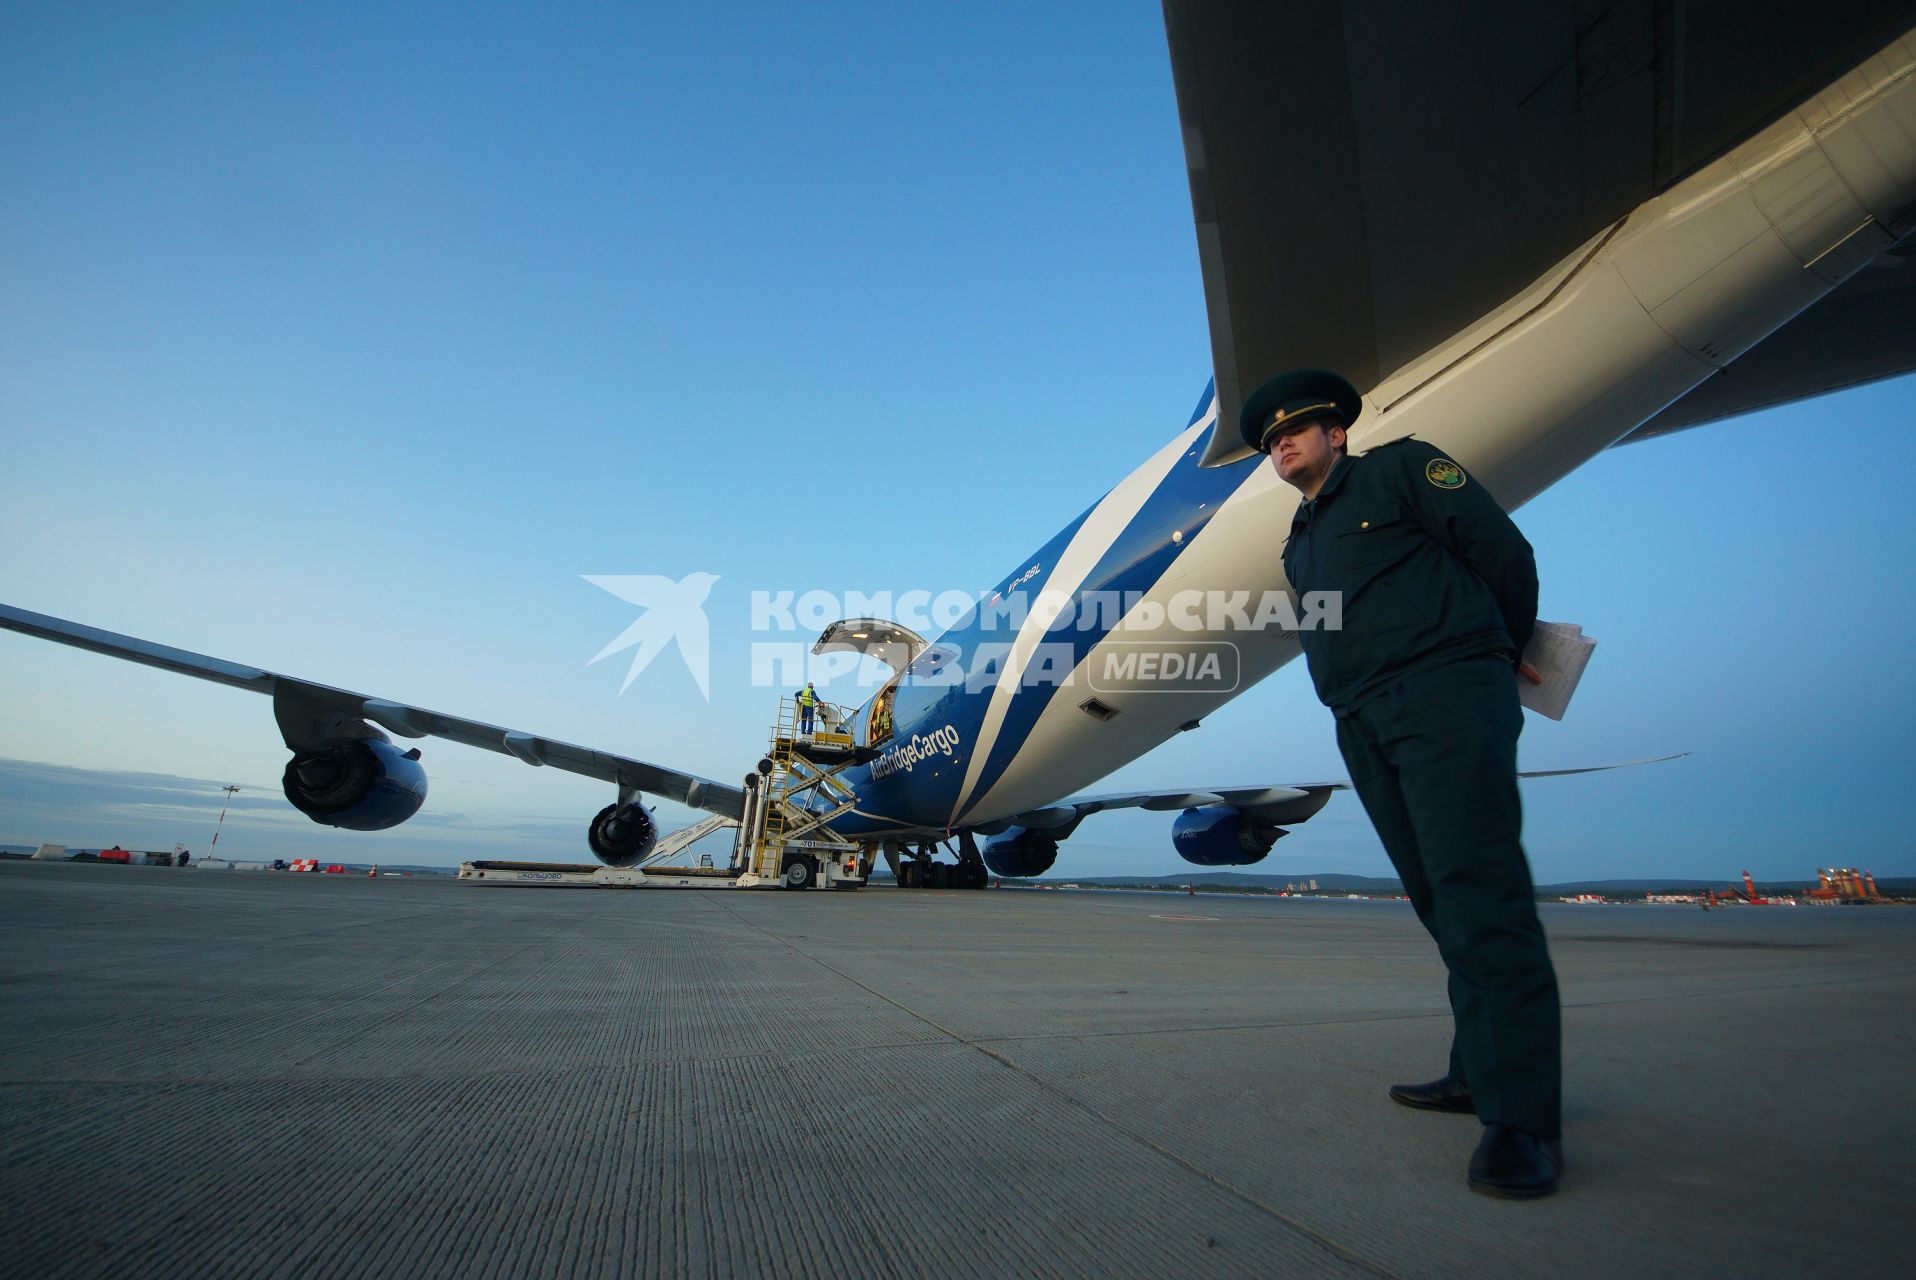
[781,857,814,890]
[954,830,989,890]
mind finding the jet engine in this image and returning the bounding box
[1171,805,1285,867]
[282,738,428,831]
[981,827,1060,879]
[587,802,657,867]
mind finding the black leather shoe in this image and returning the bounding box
[1467,1124,1563,1199]
[1388,1075,1474,1113]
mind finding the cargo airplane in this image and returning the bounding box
[6,5,1916,885]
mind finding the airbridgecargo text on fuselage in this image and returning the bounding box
[869,724,963,780]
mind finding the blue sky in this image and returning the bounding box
[3,4,1912,882]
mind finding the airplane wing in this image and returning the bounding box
[974,755,1687,837]
[1162,0,1916,462]
[0,603,745,819]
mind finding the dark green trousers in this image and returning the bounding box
[1335,655,1561,1139]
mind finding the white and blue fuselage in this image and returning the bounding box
[830,385,1279,838]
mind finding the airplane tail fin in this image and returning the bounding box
[1185,378,1219,434]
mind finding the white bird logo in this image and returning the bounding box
[583,572,719,699]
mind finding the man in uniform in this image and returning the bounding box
[1244,368,1563,1198]
[796,681,821,735]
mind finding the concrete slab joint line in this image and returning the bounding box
[707,897,1402,1279]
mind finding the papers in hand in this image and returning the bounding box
[1518,621,1597,721]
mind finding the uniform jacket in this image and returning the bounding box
[1281,438,1538,717]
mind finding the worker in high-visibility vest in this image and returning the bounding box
[795,682,820,734]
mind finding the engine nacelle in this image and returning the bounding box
[282,738,428,831]
[588,802,657,867]
[982,827,1060,879]
[1171,806,1285,867]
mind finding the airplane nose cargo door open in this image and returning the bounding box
[811,618,927,681]
[728,618,930,888]
[811,615,923,750]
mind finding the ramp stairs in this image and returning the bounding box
[636,812,740,873]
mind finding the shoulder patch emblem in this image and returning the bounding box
[1425,458,1465,489]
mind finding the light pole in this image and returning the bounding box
[210,785,240,858]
